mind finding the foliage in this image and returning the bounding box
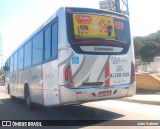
[140,41,159,62]
[134,39,143,58]
[133,30,160,61]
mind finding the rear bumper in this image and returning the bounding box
[59,83,136,105]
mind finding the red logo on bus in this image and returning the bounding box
[75,15,92,24]
[114,21,124,29]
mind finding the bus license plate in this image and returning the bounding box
[98,91,111,97]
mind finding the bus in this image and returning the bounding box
[4,7,135,109]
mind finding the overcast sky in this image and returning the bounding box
[0,0,160,61]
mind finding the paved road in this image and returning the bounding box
[0,87,160,129]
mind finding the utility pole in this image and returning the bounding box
[99,0,129,16]
[0,33,4,70]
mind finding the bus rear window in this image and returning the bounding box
[66,12,130,55]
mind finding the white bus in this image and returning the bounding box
[4,7,135,109]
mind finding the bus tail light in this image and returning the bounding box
[64,65,74,88]
[130,62,135,83]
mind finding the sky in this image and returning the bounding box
[0,0,160,61]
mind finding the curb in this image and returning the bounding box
[136,87,160,95]
[119,98,160,106]
[118,88,160,106]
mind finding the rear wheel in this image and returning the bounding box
[7,85,10,95]
[8,85,15,100]
[25,86,32,110]
[10,95,16,100]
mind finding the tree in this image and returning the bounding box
[134,40,143,58]
[140,41,160,62]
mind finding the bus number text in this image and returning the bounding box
[110,72,129,78]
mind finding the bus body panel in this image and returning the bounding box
[68,54,131,87]
[59,86,78,104]
[5,7,135,108]
[43,60,60,106]
[8,72,18,97]
[9,62,60,106]
[22,65,43,104]
[57,7,135,104]
[17,70,24,98]
[59,83,136,104]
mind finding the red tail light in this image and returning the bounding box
[64,65,74,88]
[130,62,135,83]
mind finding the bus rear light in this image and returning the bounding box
[130,62,135,83]
[64,65,74,88]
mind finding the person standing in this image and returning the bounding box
[107,21,113,36]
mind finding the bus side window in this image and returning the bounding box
[13,52,18,72]
[10,56,13,73]
[24,41,32,68]
[44,26,51,61]
[51,22,58,59]
[18,47,24,70]
[32,31,43,65]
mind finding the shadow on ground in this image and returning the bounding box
[136,88,160,95]
[0,96,125,127]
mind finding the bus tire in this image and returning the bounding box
[24,86,32,110]
[8,85,15,100]
[7,85,10,95]
[10,95,16,100]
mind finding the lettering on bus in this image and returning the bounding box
[116,65,124,72]
[109,56,131,85]
[45,71,54,80]
[114,21,124,29]
[79,25,89,31]
[110,72,130,78]
[31,75,38,80]
[111,77,128,84]
[75,15,92,24]
[111,57,128,64]
[77,25,89,35]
